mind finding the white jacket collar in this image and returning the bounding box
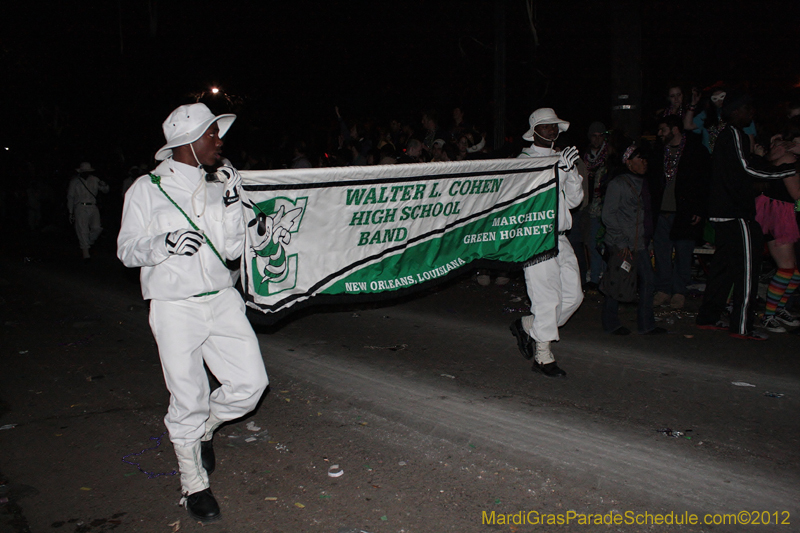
[162,159,203,186]
[155,159,208,217]
[521,144,557,157]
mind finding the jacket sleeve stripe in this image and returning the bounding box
[733,128,795,180]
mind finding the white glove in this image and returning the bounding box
[217,166,242,207]
[558,146,579,171]
[165,229,204,256]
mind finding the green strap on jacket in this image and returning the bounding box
[149,173,227,269]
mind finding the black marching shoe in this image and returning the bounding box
[509,319,534,360]
[186,488,221,522]
[201,439,215,475]
[533,361,567,378]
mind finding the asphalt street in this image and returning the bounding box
[1,234,799,533]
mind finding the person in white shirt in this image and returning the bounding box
[67,162,109,260]
[117,103,268,522]
[509,108,584,377]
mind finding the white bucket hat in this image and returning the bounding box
[76,162,95,173]
[522,108,570,141]
[155,103,236,161]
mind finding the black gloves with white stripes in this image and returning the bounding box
[216,166,242,208]
[165,229,205,256]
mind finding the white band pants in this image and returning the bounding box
[149,288,269,448]
[522,235,583,343]
[74,204,102,250]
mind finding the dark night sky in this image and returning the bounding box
[2,0,799,172]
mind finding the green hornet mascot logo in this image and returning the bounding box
[244,197,306,295]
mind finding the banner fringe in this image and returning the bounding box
[521,248,559,268]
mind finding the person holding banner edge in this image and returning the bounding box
[510,108,584,377]
[117,103,269,522]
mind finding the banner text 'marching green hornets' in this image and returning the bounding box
[240,157,561,321]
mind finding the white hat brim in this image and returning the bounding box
[522,120,569,141]
[155,114,236,161]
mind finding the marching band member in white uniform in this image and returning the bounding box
[67,162,109,260]
[118,103,268,522]
[510,108,584,377]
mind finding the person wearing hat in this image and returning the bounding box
[696,93,797,340]
[67,162,109,260]
[601,144,666,336]
[509,108,583,377]
[430,138,447,162]
[117,103,269,521]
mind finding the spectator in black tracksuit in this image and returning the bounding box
[696,93,797,339]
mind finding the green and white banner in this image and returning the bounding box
[240,157,560,320]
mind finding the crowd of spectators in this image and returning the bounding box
[609,83,800,338]
[309,105,494,168]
